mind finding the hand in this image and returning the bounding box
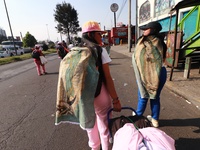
[113,99,121,112]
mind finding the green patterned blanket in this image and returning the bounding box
[55,47,99,129]
[132,36,163,99]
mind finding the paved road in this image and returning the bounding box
[0,50,199,150]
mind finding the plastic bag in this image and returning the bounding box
[40,56,48,64]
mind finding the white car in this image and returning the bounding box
[0,45,24,57]
[0,46,10,58]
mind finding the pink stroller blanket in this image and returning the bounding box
[112,123,175,150]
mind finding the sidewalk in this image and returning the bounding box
[111,44,200,110]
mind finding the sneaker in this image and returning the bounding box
[43,72,48,74]
[147,115,159,127]
[132,111,136,116]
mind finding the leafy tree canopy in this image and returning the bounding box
[22,32,37,47]
[54,2,81,43]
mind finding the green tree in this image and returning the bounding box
[22,32,37,47]
[54,2,81,43]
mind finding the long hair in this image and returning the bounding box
[81,31,102,58]
[82,32,98,46]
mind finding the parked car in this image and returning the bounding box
[0,45,24,57]
[0,45,10,58]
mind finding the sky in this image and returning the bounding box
[0,0,136,42]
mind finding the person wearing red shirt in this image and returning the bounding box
[32,45,47,76]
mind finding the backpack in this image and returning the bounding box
[32,50,40,59]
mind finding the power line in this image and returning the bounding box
[117,0,127,20]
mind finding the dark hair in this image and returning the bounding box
[82,31,99,45]
[81,31,105,97]
[81,31,103,60]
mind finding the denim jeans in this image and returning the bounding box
[136,67,167,120]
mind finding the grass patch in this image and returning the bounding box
[0,49,57,66]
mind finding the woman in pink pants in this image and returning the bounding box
[82,21,122,150]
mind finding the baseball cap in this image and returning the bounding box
[82,21,106,34]
[139,21,162,32]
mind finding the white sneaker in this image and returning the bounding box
[147,115,159,127]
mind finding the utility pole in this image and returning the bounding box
[20,32,23,41]
[128,0,132,52]
[3,0,17,54]
[46,24,50,41]
[60,33,62,41]
[135,0,138,47]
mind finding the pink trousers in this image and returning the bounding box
[34,60,46,75]
[86,84,112,150]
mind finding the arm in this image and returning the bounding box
[102,63,121,112]
[63,45,70,53]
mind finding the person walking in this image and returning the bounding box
[56,42,69,59]
[55,21,121,150]
[132,21,167,128]
[32,45,47,76]
[82,21,121,150]
[102,33,111,56]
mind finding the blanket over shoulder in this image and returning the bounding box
[55,47,99,129]
[132,36,163,99]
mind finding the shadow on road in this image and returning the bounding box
[160,118,200,150]
[175,138,200,150]
[159,118,200,131]
[43,72,59,75]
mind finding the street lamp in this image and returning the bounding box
[3,0,17,54]
[46,24,50,41]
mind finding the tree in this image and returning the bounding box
[54,2,81,43]
[22,32,37,47]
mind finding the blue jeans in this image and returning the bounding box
[136,67,167,120]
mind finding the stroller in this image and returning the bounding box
[107,107,152,144]
[107,107,176,150]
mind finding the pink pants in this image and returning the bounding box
[86,83,112,150]
[34,60,46,75]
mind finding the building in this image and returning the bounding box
[137,0,193,36]
[137,0,200,80]
[110,25,135,45]
[0,28,7,37]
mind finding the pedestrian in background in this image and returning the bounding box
[102,33,111,56]
[132,21,167,127]
[32,45,47,76]
[56,42,69,59]
[62,40,67,48]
